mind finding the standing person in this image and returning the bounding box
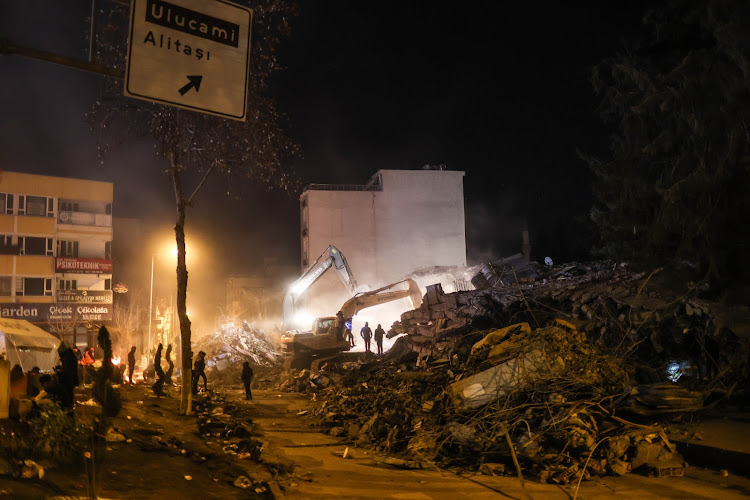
[152,343,166,397]
[360,322,373,353]
[345,318,355,347]
[241,361,254,400]
[127,346,137,384]
[81,346,95,384]
[374,324,386,356]
[58,342,80,408]
[334,310,345,341]
[192,351,207,395]
[164,344,175,385]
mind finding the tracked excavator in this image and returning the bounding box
[281,278,423,370]
[282,245,359,330]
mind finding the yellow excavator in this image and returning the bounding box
[280,279,423,370]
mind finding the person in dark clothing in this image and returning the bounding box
[334,310,345,341]
[27,367,43,397]
[374,324,386,356]
[40,374,67,406]
[164,344,175,385]
[152,343,166,397]
[360,322,373,352]
[127,346,136,384]
[58,342,80,408]
[241,361,254,400]
[345,317,355,347]
[192,351,207,394]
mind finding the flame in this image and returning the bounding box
[111,356,121,366]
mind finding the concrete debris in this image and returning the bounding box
[271,260,750,483]
[196,319,281,384]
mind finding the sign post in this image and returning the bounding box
[124,0,252,120]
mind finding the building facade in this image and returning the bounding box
[0,171,113,348]
[300,168,466,315]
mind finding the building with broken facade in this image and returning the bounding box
[299,167,466,315]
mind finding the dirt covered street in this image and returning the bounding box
[2,380,749,499]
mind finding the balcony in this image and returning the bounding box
[57,211,112,227]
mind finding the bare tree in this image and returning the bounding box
[87,0,300,414]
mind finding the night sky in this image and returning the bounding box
[0,0,656,273]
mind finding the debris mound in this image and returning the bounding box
[196,320,281,383]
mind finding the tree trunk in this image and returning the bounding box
[171,164,193,415]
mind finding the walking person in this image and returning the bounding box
[152,343,166,397]
[164,344,175,385]
[241,361,254,400]
[374,324,386,356]
[360,322,373,353]
[192,351,207,394]
[127,346,136,384]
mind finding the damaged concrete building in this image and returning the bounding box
[299,167,467,316]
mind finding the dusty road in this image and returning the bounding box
[2,383,749,499]
[248,388,750,499]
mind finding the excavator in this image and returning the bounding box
[281,278,423,370]
[282,245,359,330]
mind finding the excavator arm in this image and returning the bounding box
[282,245,358,326]
[339,278,423,319]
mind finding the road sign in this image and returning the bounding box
[124,0,252,121]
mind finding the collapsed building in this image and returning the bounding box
[276,260,749,483]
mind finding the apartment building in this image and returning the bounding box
[300,168,466,315]
[0,171,113,347]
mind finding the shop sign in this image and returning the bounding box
[55,258,113,274]
[57,290,113,304]
[0,303,112,322]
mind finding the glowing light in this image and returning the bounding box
[111,356,121,366]
[293,311,315,328]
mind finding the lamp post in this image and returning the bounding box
[147,253,155,358]
[147,246,179,357]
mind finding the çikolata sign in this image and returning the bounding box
[0,303,112,322]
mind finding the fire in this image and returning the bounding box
[111,356,121,366]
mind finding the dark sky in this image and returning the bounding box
[0,0,655,272]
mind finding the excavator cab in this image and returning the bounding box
[313,318,335,335]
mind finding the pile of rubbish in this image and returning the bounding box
[279,260,749,483]
[196,320,281,384]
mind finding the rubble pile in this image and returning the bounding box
[196,320,281,383]
[391,262,749,393]
[282,261,749,483]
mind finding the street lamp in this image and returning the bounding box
[148,246,179,356]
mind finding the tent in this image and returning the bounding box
[0,318,61,372]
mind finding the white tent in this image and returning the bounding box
[0,318,61,372]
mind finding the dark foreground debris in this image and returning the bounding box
[277,261,750,484]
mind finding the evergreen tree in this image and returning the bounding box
[585,0,750,294]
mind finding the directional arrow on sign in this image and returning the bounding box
[178,75,203,96]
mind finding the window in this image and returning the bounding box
[105,279,111,290]
[17,195,53,217]
[0,235,19,255]
[0,276,11,296]
[60,201,79,212]
[105,241,112,259]
[26,196,47,216]
[57,240,79,258]
[22,237,48,256]
[20,277,52,296]
[0,193,14,214]
[57,279,77,291]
